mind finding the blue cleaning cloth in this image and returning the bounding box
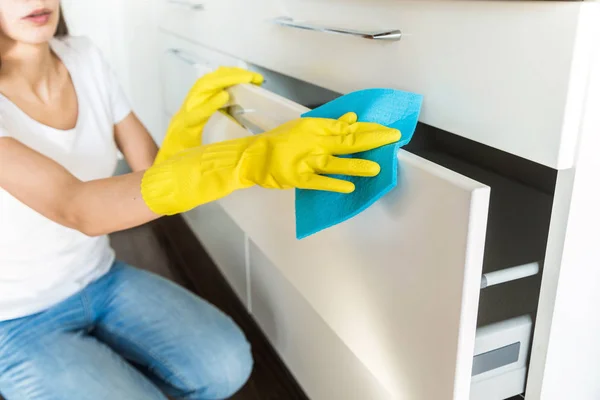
[295,88,423,239]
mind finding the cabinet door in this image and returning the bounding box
[249,240,394,400]
[183,203,248,307]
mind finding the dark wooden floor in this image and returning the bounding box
[110,216,308,400]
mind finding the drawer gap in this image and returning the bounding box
[405,124,555,327]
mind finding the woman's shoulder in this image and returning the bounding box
[51,35,107,65]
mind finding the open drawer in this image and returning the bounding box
[210,99,490,400]
[160,34,554,399]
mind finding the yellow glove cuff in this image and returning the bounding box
[142,139,255,216]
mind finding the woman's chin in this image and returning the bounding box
[9,18,60,44]
[15,28,58,44]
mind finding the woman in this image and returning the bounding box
[0,1,399,399]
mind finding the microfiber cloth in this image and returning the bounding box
[295,88,423,239]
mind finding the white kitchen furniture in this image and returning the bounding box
[64,1,600,399]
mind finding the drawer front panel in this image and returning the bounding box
[220,143,490,399]
[160,0,594,169]
[249,240,393,400]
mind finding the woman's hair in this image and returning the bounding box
[55,7,69,37]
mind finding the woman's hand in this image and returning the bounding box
[239,112,400,193]
[141,112,401,215]
[155,67,263,164]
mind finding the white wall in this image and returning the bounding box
[61,0,164,142]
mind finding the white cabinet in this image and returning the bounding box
[96,1,600,398]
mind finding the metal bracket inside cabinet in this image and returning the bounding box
[225,105,265,135]
[480,262,541,290]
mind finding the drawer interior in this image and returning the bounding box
[406,126,556,328]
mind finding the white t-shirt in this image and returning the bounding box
[0,36,131,321]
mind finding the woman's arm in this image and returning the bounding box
[114,112,158,171]
[0,137,158,236]
[1,112,400,235]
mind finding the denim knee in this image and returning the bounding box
[184,338,254,400]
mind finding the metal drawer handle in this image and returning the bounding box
[167,0,204,11]
[271,16,401,42]
[167,48,204,68]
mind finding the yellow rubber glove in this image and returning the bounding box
[142,112,401,216]
[155,66,264,164]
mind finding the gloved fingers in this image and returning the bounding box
[322,127,401,155]
[316,115,396,140]
[213,66,264,84]
[324,119,393,136]
[299,174,355,193]
[190,67,264,96]
[309,115,356,136]
[337,112,358,125]
[307,154,381,177]
[184,91,230,125]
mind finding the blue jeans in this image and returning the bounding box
[0,261,253,400]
